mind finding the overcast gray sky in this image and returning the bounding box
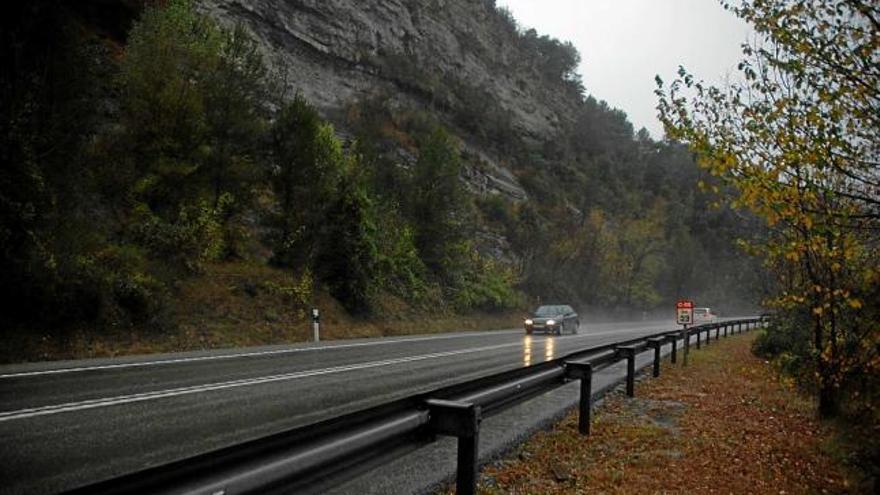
[496,0,752,138]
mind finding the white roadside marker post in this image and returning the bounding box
[311,308,320,342]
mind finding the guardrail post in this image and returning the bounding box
[669,334,678,364]
[426,399,482,495]
[683,328,690,366]
[696,327,702,349]
[565,362,594,435]
[703,327,710,347]
[648,338,664,377]
[715,325,720,341]
[616,345,638,397]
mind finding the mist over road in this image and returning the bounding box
[1,319,685,494]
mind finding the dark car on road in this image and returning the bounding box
[524,305,579,335]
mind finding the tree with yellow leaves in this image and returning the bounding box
[657,0,879,417]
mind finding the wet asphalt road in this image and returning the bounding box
[0,319,681,494]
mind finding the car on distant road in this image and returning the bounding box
[524,305,579,335]
[693,307,717,323]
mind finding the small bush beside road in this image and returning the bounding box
[470,333,871,494]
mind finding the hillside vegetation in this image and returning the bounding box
[1,1,763,360]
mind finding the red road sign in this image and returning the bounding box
[676,300,694,325]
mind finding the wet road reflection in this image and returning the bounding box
[522,335,559,367]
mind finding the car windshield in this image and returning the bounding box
[534,306,561,316]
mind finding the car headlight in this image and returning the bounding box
[547,319,556,326]
[524,319,533,325]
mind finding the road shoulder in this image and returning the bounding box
[473,333,862,494]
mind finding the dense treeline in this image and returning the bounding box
[0,0,521,338]
[1,0,762,345]
[347,87,764,316]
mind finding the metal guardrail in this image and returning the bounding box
[67,317,767,495]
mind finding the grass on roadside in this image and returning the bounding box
[468,332,866,494]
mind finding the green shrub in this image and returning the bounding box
[373,208,431,302]
[451,248,523,312]
[753,311,825,394]
[74,245,169,326]
[129,197,230,273]
[259,269,312,309]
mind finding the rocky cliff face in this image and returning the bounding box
[200,0,579,202]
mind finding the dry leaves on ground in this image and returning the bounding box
[474,333,858,494]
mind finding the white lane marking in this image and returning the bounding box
[0,330,523,379]
[0,327,672,422]
[0,322,675,379]
[0,340,533,422]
